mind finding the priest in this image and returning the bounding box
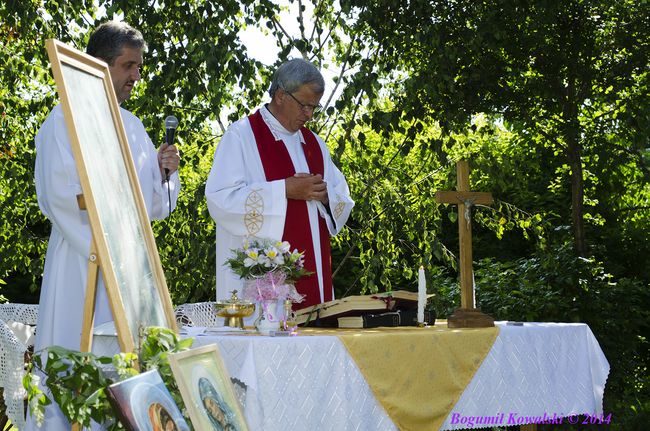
[205,58,354,308]
[28,21,180,431]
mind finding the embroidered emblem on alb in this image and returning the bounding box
[245,190,264,235]
[334,196,345,219]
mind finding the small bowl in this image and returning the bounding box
[214,301,255,318]
[214,291,255,328]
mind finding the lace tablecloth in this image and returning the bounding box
[0,303,39,430]
[187,322,609,431]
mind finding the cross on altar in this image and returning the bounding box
[436,160,495,328]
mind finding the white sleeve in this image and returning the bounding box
[34,113,92,257]
[316,137,354,235]
[205,125,287,239]
[121,108,181,220]
[161,171,181,216]
[148,142,181,220]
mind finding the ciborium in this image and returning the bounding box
[214,290,255,329]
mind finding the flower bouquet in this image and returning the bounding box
[225,238,308,333]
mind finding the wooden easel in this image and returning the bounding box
[80,245,100,353]
[72,197,98,431]
[76,194,104,354]
[436,160,495,328]
[76,193,129,355]
[46,38,178,349]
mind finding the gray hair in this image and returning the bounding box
[86,21,147,65]
[269,58,325,97]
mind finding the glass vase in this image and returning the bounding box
[255,299,282,335]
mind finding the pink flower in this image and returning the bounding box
[241,271,305,303]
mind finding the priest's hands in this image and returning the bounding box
[158,143,180,177]
[286,173,329,204]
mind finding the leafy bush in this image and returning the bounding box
[465,244,650,431]
[24,327,193,430]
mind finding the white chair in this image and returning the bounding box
[0,303,38,430]
[174,302,222,327]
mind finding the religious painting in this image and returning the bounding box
[106,369,190,431]
[169,344,249,431]
[44,39,177,353]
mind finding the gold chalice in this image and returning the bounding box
[214,290,255,329]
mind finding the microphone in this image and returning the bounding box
[164,115,179,181]
[163,115,179,216]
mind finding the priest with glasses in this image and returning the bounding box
[205,58,354,310]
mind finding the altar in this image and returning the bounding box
[185,321,609,431]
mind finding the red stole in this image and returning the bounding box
[248,110,333,307]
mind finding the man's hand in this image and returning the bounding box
[286,173,329,203]
[158,143,180,177]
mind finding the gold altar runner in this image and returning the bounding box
[301,325,499,431]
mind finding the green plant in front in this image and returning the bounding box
[23,326,194,430]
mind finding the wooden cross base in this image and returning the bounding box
[447,308,495,328]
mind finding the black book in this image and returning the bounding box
[337,311,401,328]
[397,309,436,326]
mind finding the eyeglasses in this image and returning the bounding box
[282,87,322,115]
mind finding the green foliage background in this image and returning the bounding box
[1,0,648,429]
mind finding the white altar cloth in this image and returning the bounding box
[188,322,609,431]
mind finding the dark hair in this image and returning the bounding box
[86,21,147,65]
[269,58,325,97]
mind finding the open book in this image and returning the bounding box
[295,290,434,327]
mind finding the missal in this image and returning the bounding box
[337,310,437,328]
[295,290,434,327]
[337,311,401,328]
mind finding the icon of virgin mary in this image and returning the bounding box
[198,377,239,430]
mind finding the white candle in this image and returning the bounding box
[418,266,426,323]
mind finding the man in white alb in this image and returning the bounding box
[205,58,354,308]
[28,21,180,430]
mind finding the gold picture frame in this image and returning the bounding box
[169,344,249,430]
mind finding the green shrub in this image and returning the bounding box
[24,327,194,430]
[466,244,650,431]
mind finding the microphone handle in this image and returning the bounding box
[164,127,176,182]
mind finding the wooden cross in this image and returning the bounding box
[436,160,495,328]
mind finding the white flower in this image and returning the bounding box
[275,240,291,253]
[243,248,260,267]
[264,246,285,265]
[228,237,308,286]
[259,253,272,267]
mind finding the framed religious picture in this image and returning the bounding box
[44,39,177,354]
[106,369,190,431]
[169,344,249,431]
